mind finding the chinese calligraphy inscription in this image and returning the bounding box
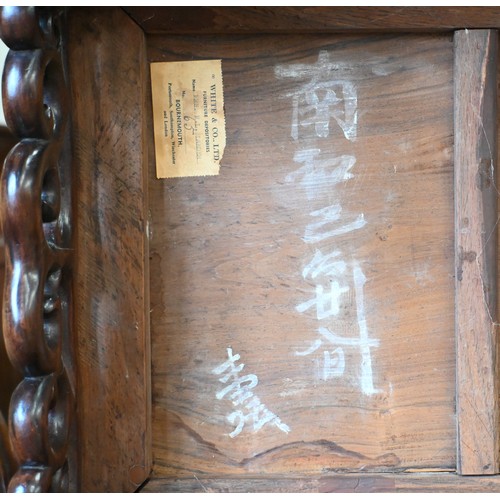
[212,348,290,438]
[276,49,380,396]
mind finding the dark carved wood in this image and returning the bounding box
[0,412,15,492]
[0,6,74,492]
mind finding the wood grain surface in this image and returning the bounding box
[140,472,500,493]
[66,8,151,492]
[454,29,499,475]
[124,7,500,35]
[0,127,19,418]
[147,33,456,481]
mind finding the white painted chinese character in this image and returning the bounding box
[323,348,346,380]
[296,281,349,320]
[275,50,358,141]
[294,264,380,395]
[303,204,366,244]
[302,249,347,280]
[285,149,356,200]
[295,339,345,379]
[352,264,379,395]
[212,348,291,438]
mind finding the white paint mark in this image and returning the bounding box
[216,374,258,402]
[212,348,243,378]
[295,338,322,357]
[323,348,346,379]
[274,50,358,141]
[212,348,290,438]
[317,326,379,348]
[333,81,358,142]
[274,48,380,397]
[226,411,245,438]
[385,191,397,203]
[295,263,380,396]
[302,249,347,280]
[275,50,343,80]
[296,282,349,320]
[413,262,434,286]
[303,204,367,244]
[371,65,392,76]
[291,95,299,140]
[353,264,380,395]
[279,378,309,397]
[285,149,356,200]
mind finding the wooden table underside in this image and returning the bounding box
[0,6,500,493]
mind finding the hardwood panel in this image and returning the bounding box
[141,473,500,493]
[0,126,19,418]
[454,29,499,475]
[124,7,500,35]
[147,33,455,478]
[66,8,151,492]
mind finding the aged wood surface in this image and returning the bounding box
[147,33,455,479]
[454,30,499,476]
[66,7,151,492]
[0,6,75,492]
[140,473,500,493]
[0,128,19,418]
[125,7,500,35]
[0,413,15,492]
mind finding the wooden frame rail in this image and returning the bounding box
[124,6,500,34]
[454,29,499,476]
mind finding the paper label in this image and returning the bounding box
[151,59,226,178]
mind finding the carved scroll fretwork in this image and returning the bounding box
[0,6,74,492]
